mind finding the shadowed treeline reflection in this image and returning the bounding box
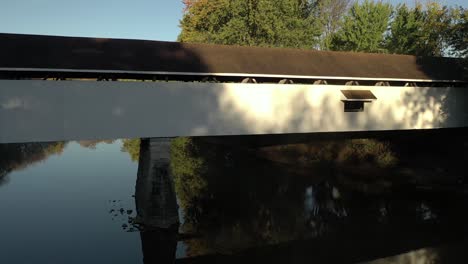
[0,140,116,186]
[165,134,468,262]
[1,130,468,263]
[123,130,468,263]
[0,142,66,185]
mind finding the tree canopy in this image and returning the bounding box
[315,0,353,50]
[447,6,468,58]
[385,2,454,57]
[178,0,322,48]
[330,0,392,53]
[178,0,467,57]
[384,3,426,56]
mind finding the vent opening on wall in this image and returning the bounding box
[341,90,377,112]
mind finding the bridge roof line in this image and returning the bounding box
[0,33,466,83]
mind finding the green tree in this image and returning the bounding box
[178,0,322,48]
[385,4,425,55]
[448,6,468,58]
[385,2,462,57]
[330,0,392,52]
[316,0,353,50]
[178,0,231,44]
[418,2,452,57]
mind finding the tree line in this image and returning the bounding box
[178,0,467,58]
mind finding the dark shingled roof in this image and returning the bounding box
[0,33,466,82]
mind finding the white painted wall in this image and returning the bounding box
[1,80,467,143]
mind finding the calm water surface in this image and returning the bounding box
[0,141,144,263]
[1,134,468,263]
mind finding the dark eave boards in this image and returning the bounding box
[0,33,466,82]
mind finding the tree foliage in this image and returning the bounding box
[385,4,426,55]
[178,0,467,57]
[315,0,353,50]
[447,6,468,58]
[419,2,453,56]
[178,0,322,48]
[330,0,392,52]
[385,2,463,57]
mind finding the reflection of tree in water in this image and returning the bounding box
[0,170,9,186]
[121,138,141,162]
[169,137,312,256]
[258,138,397,168]
[168,135,468,257]
[0,142,67,186]
[116,133,468,258]
[78,139,115,149]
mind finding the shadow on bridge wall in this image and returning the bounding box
[135,63,466,138]
[210,84,453,134]
[2,44,468,143]
[415,56,468,128]
[184,48,468,136]
[156,49,468,137]
[163,50,468,137]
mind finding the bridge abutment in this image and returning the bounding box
[135,138,179,229]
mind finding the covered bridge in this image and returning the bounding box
[0,33,467,143]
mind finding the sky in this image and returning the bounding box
[0,0,466,42]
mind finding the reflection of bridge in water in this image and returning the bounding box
[137,136,468,264]
[0,133,467,263]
